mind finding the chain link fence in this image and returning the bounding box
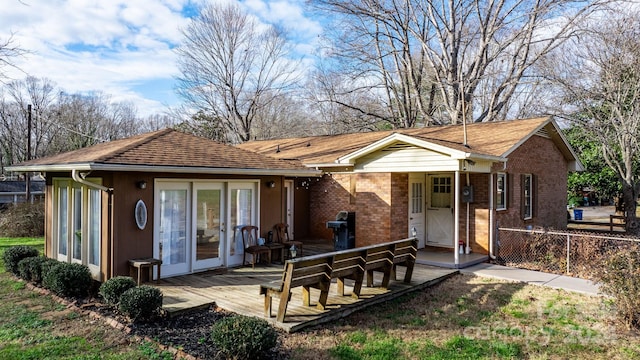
[496,227,640,280]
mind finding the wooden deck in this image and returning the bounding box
[156,264,458,333]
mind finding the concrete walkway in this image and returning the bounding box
[461,263,601,296]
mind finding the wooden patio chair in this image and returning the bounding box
[241,225,270,268]
[274,223,303,259]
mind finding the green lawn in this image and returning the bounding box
[0,237,170,359]
[3,237,640,359]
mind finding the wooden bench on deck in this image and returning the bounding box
[260,238,418,322]
[260,254,334,322]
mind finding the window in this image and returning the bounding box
[523,174,533,219]
[411,182,423,214]
[53,179,102,276]
[496,173,507,210]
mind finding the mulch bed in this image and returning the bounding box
[25,281,289,359]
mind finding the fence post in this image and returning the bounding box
[566,234,571,274]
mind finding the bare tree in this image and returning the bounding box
[0,33,27,82]
[0,78,145,172]
[552,11,640,233]
[175,2,301,143]
[312,0,613,125]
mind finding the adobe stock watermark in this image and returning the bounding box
[461,301,618,347]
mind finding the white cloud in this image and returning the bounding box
[1,0,322,117]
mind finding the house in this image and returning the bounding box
[7,116,581,281]
[7,129,320,281]
[238,116,582,267]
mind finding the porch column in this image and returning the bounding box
[454,170,460,266]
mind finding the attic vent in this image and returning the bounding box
[535,128,550,138]
[382,142,418,151]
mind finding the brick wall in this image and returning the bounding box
[309,172,407,246]
[309,174,355,241]
[458,173,490,254]
[390,173,409,242]
[495,135,568,229]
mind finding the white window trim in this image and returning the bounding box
[523,174,533,220]
[496,173,507,211]
[52,178,102,278]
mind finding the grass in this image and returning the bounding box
[284,274,640,360]
[0,237,170,359]
[4,237,640,359]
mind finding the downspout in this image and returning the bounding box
[489,173,496,259]
[71,169,112,192]
[454,170,460,267]
[71,169,115,278]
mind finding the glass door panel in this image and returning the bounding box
[227,183,256,267]
[157,184,190,276]
[194,184,224,269]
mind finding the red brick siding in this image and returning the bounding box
[458,174,490,254]
[390,173,409,242]
[309,174,356,241]
[494,135,568,229]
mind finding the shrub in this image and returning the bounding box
[42,262,93,298]
[594,249,640,329]
[18,256,46,281]
[118,285,163,322]
[99,276,137,306]
[0,202,45,237]
[17,257,58,283]
[211,315,278,360]
[2,245,39,276]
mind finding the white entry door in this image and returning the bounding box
[193,183,224,270]
[426,175,454,247]
[156,182,190,277]
[408,174,426,248]
[227,182,258,267]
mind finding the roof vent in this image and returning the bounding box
[382,142,417,151]
[535,128,550,138]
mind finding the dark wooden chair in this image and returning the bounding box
[241,225,270,268]
[274,223,303,259]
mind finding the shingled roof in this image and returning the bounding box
[7,129,319,177]
[237,117,579,168]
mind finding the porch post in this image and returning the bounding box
[454,170,460,266]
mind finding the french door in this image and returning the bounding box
[156,182,190,277]
[193,183,224,270]
[155,181,257,276]
[227,182,257,267]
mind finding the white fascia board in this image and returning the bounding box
[337,133,464,164]
[6,163,322,177]
[336,133,504,164]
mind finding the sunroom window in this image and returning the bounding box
[53,179,102,277]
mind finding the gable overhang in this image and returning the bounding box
[334,133,505,173]
[501,117,584,172]
[6,163,322,178]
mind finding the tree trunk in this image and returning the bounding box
[622,182,639,234]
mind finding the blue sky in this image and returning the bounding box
[2,0,323,116]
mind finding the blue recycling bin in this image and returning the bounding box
[573,209,583,220]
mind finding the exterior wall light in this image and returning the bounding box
[137,180,147,189]
[266,181,276,188]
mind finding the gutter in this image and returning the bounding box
[71,169,113,192]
